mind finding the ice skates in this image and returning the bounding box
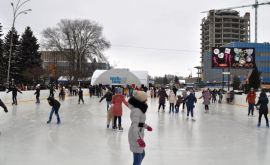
[57,119,61,124]
[118,125,123,131]
[257,122,261,127]
[267,123,269,127]
[47,119,51,124]
[192,117,196,121]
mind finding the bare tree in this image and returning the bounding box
[41,19,110,84]
[22,67,50,84]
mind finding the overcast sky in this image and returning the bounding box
[1,0,269,77]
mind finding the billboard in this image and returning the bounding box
[211,47,255,69]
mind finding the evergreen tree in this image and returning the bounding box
[249,63,261,91]
[231,75,241,90]
[163,74,168,85]
[174,75,179,84]
[0,23,5,82]
[19,27,42,84]
[3,28,21,84]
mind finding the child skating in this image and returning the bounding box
[47,97,61,124]
[255,92,269,127]
[199,88,211,113]
[78,88,84,104]
[182,91,197,121]
[175,96,183,113]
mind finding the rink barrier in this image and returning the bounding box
[0,89,90,104]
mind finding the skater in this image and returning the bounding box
[49,85,55,98]
[99,89,113,110]
[226,90,231,104]
[199,88,211,113]
[218,89,223,104]
[34,86,40,103]
[72,85,77,96]
[128,90,152,165]
[212,89,217,103]
[107,104,115,128]
[78,88,84,104]
[255,92,269,127]
[175,96,182,113]
[172,86,178,96]
[111,88,129,130]
[246,88,256,116]
[89,85,93,97]
[150,88,154,98]
[153,87,157,98]
[183,91,197,121]
[47,97,61,124]
[129,87,134,97]
[97,86,101,98]
[182,90,188,112]
[168,91,176,113]
[0,99,8,135]
[230,90,235,104]
[124,87,129,98]
[6,85,23,105]
[158,88,168,112]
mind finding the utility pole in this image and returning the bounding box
[7,0,31,84]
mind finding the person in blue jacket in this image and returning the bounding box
[182,91,197,121]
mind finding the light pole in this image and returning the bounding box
[7,0,31,85]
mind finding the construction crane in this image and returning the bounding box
[201,0,270,43]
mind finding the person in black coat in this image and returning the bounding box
[49,85,55,98]
[99,90,113,110]
[255,92,269,127]
[96,86,101,98]
[172,86,178,96]
[78,88,84,104]
[89,85,93,97]
[34,87,40,103]
[47,97,61,124]
[6,85,23,105]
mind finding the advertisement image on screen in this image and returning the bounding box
[211,47,255,69]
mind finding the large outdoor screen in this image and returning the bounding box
[211,47,255,69]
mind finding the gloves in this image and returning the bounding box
[147,126,152,131]
[4,108,8,113]
[137,139,146,148]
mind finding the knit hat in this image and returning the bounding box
[134,91,148,102]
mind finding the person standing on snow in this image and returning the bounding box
[128,91,152,165]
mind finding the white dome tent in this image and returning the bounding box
[91,69,148,87]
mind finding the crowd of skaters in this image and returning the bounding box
[1,82,270,164]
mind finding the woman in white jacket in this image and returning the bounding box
[168,91,176,113]
[128,91,153,165]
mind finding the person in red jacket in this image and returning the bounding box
[111,88,129,131]
[246,88,256,116]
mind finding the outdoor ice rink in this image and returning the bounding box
[0,93,269,165]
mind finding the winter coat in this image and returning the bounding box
[199,92,211,105]
[246,92,256,104]
[150,89,154,96]
[172,87,178,95]
[182,91,188,103]
[168,92,176,103]
[176,96,182,105]
[50,87,55,95]
[48,98,61,114]
[79,90,83,97]
[124,88,129,94]
[34,89,40,97]
[130,88,134,94]
[219,91,223,99]
[183,93,197,106]
[107,104,114,119]
[7,88,22,96]
[89,87,93,93]
[100,91,113,102]
[111,94,129,116]
[128,97,149,153]
[159,90,168,104]
[72,86,77,91]
[256,97,269,114]
[212,91,217,99]
[230,91,235,99]
[227,92,231,99]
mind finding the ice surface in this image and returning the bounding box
[0,95,269,165]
